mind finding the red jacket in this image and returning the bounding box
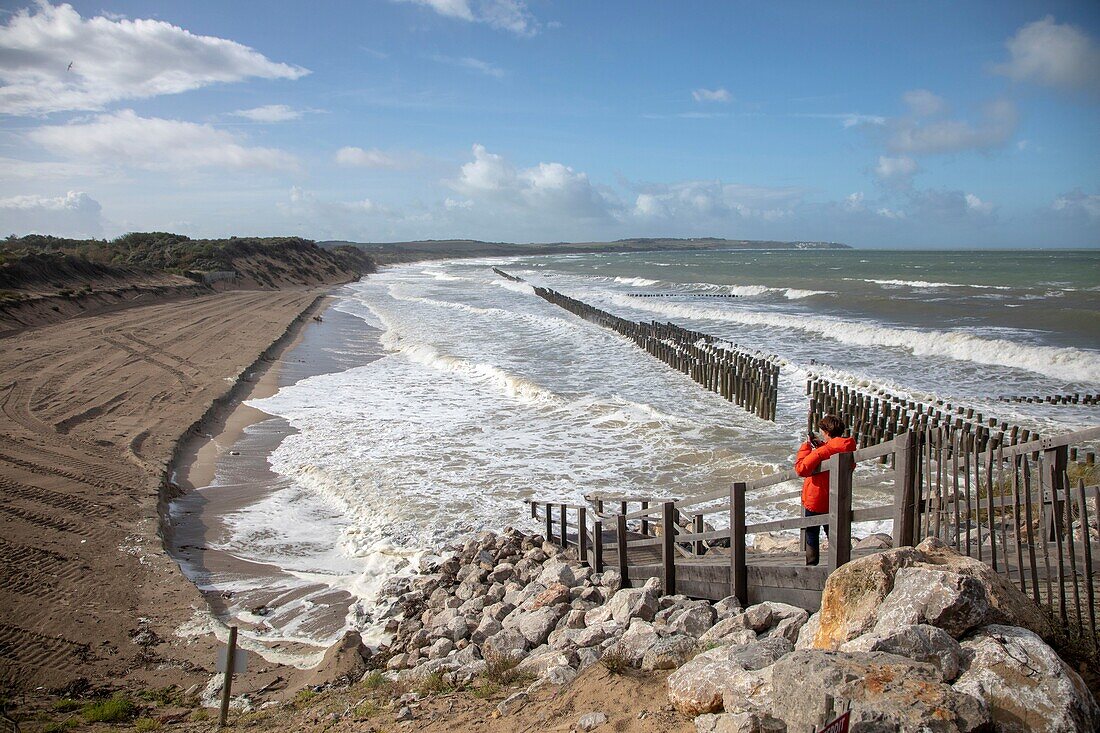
[795,436,857,513]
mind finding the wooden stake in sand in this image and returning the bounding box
[218,626,242,728]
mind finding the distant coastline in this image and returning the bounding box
[318,237,850,264]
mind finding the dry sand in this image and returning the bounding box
[0,289,331,694]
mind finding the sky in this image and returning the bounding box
[0,1,1098,247]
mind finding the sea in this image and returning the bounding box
[196,248,1100,655]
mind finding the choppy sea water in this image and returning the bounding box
[216,249,1100,649]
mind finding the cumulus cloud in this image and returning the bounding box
[0,190,104,237]
[230,104,303,122]
[629,180,805,223]
[873,155,919,187]
[335,146,418,169]
[0,2,307,116]
[994,16,1100,93]
[793,112,885,128]
[692,88,732,103]
[886,99,1017,155]
[908,188,995,220]
[449,144,613,220]
[395,0,539,36]
[1052,190,1100,219]
[902,89,947,117]
[28,110,298,171]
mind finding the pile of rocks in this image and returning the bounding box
[371,528,1098,732]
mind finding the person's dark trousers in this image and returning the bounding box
[804,508,829,564]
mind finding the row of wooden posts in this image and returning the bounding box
[526,425,1100,652]
[626,293,741,299]
[807,375,1046,460]
[531,285,780,420]
[491,267,524,283]
[998,392,1099,406]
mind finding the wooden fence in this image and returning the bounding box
[531,286,780,420]
[526,425,1100,651]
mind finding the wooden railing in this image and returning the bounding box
[525,425,1100,650]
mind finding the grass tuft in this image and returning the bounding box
[600,644,632,675]
[482,648,530,686]
[81,693,136,723]
[134,717,163,731]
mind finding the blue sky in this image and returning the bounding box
[0,1,1098,247]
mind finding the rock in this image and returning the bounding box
[305,630,371,686]
[670,605,717,638]
[607,586,658,625]
[752,532,799,553]
[537,561,576,587]
[427,637,454,660]
[698,616,754,646]
[641,634,698,671]
[794,612,820,650]
[872,567,989,638]
[483,601,514,622]
[713,596,743,620]
[694,712,785,733]
[666,639,790,716]
[395,706,413,721]
[517,606,565,647]
[841,624,962,681]
[584,604,614,626]
[573,621,619,649]
[486,562,514,584]
[483,629,528,656]
[953,624,1099,733]
[541,664,577,686]
[472,616,502,644]
[578,711,608,731]
[767,650,990,732]
[619,619,660,664]
[599,569,623,593]
[742,602,808,633]
[561,609,587,629]
[855,532,893,550]
[576,647,602,669]
[496,691,528,716]
[531,582,570,609]
[386,652,409,671]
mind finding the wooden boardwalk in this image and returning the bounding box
[528,425,1100,650]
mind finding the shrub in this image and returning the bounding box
[81,694,136,723]
[360,670,385,690]
[600,644,632,675]
[482,648,530,686]
[292,689,317,708]
[134,717,163,731]
[417,671,455,695]
[52,699,80,712]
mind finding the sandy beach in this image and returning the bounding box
[0,288,339,693]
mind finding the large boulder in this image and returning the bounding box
[641,634,697,671]
[768,650,990,732]
[666,638,791,716]
[953,625,1099,733]
[693,712,785,733]
[305,630,371,686]
[814,539,1052,650]
[872,567,989,638]
[607,586,658,625]
[516,606,566,647]
[841,623,962,681]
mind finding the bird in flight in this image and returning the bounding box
[67,61,73,71]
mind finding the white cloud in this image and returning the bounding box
[964,193,994,215]
[843,192,864,212]
[692,88,732,103]
[876,207,906,220]
[908,188,995,220]
[994,16,1100,92]
[873,155,919,187]
[396,0,538,36]
[1052,190,1100,219]
[230,104,302,122]
[886,99,1017,155]
[430,55,505,78]
[449,144,613,220]
[0,190,103,237]
[28,110,298,171]
[335,146,416,169]
[629,180,805,223]
[0,2,308,116]
[902,89,947,117]
[793,112,885,128]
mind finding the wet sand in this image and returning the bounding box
[170,303,385,664]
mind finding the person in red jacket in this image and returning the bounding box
[794,414,856,566]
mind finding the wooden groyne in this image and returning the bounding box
[531,285,779,420]
[998,393,1099,406]
[492,267,524,283]
[626,293,741,299]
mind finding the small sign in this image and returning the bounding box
[217,646,248,675]
[817,710,850,733]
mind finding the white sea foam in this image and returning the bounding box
[613,276,660,287]
[854,278,1012,290]
[783,289,832,300]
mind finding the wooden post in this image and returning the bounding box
[218,626,238,728]
[593,520,604,573]
[530,500,537,519]
[662,501,676,595]
[693,513,704,555]
[730,482,747,605]
[616,514,630,588]
[578,507,589,565]
[545,502,552,543]
[641,500,650,536]
[892,432,918,547]
[560,503,568,547]
[828,453,854,572]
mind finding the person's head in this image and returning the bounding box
[818,414,846,439]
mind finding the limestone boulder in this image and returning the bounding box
[953,624,1099,733]
[618,619,660,665]
[537,560,576,587]
[769,650,989,732]
[531,582,570,609]
[794,612,820,650]
[482,629,528,656]
[669,604,717,638]
[641,634,698,671]
[698,616,755,646]
[607,586,659,625]
[855,532,893,550]
[666,638,791,717]
[872,567,989,638]
[841,623,962,681]
[516,606,566,647]
[693,712,785,733]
